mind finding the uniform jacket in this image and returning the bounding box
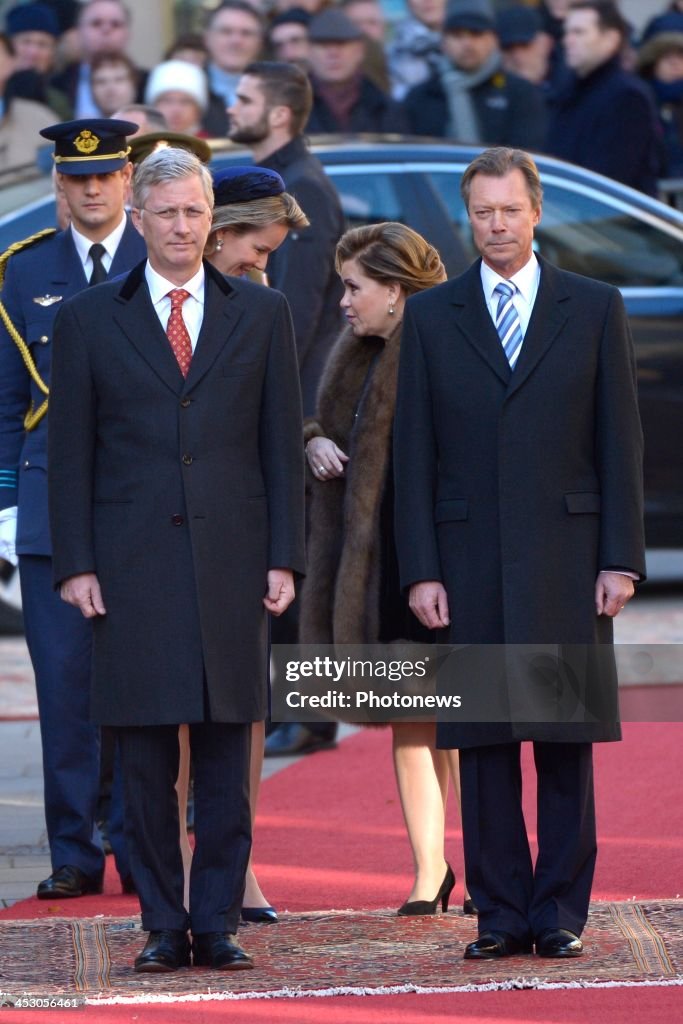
[260,136,345,416]
[403,68,547,151]
[0,220,147,554]
[393,256,646,746]
[546,57,664,196]
[47,259,306,727]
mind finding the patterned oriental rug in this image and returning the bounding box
[0,902,681,1007]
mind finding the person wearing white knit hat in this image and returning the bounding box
[145,59,209,136]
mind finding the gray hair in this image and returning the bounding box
[460,147,543,212]
[132,148,214,211]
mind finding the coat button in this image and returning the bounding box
[39,335,49,344]
[182,454,193,465]
[171,514,184,526]
[180,397,191,408]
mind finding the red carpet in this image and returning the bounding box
[2,721,681,1022]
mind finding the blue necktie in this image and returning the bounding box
[494,282,523,369]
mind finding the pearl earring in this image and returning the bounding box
[215,237,223,251]
[388,304,395,315]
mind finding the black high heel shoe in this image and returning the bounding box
[397,864,455,916]
[240,905,278,924]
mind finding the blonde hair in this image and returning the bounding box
[210,192,309,238]
[335,222,446,296]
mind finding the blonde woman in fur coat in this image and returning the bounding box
[300,222,474,916]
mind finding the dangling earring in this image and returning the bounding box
[215,237,223,251]
[388,304,395,315]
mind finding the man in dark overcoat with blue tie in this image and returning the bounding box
[0,118,146,899]
[47,147,305,972]
[393,147,645,960]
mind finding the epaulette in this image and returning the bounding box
[0,228,57,432]
[0,227,56,288]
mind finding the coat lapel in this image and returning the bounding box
[108,218,146,278]
[449,261,511,386]
[505,257,570,400]
[112,260,185,394]
[184,262,244,392]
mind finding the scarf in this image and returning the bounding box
[440,48,503,143]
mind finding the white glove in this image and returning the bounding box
[0,506,18,566]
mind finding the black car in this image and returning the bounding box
[0,139,682,631]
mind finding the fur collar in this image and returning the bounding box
[300,322,403,644]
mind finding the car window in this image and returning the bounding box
[428,170,683,287]
[538,183,683,287]
[326,169,403,226]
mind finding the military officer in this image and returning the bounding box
[0,119,147,899]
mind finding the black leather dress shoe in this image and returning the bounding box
[192,932,254,970]
[36,865,104,900]
[464,930,533,959]
[535,928,584,958]
[134,930,191,973]
[264,723,337,758]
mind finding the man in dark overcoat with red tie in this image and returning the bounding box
[47,146,305,973]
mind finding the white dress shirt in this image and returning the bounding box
[481,252,541,338]
[70,215,128,280]
[145,262,205,351]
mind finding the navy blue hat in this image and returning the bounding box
[5,2,60,36]
[39,118,138,174]
[497,7,541,48]
[212,166,286,206]
[642,12,683,43]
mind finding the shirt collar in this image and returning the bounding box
[481,252,539,304]
[70,214,128,267]
[145,261,205,305]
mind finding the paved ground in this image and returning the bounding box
[1,579,681,908]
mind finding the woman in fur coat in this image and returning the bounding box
[300,222,473,916]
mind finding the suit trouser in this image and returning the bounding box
[459,741,596,940]
[117,721,251,933]
[19,555,105,879]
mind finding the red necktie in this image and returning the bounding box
[166,289,193,377]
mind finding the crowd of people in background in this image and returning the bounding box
[1,0,682,194]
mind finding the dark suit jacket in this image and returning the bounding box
[306,76,408,135]
[260,136,345,416]
[403,69,547,151]
[47,259,306,727]
[393,256,646,746]
[546,57,663,196]
[0,220,147,554]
